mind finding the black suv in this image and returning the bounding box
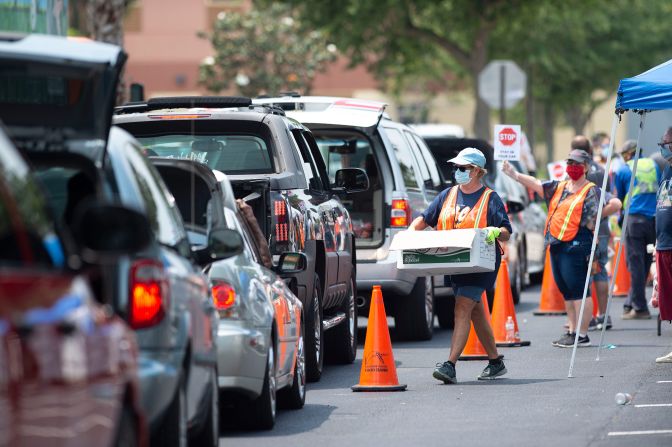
[114,96,368,381]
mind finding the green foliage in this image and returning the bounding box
[198,3,337,97]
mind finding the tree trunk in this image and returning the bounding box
[543,102,555,165]
[87,0,127,105]
[471,34,490,140]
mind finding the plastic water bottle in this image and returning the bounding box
[615,393,632,405]
[505,316,515,342]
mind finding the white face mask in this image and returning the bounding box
[454,168,472,184]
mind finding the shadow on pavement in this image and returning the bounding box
[450,378,563,386]
[222,403,335,437]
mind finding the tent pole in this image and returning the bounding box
[568,113,620,378]
[596,112,647,360]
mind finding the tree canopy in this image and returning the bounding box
[198,3,337,97]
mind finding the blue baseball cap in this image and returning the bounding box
[447,147,486,168]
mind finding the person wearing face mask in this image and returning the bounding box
[502,150,622,348]
[408,147,512,384]
[652,127,672,363]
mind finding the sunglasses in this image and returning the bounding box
[658,141,672,150]
[455,165,474,172]
[566,160,582,166]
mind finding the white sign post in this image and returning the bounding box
[493,124,521,160]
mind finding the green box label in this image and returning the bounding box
[403,248,471,264]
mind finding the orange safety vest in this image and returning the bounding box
[545,180,595,241]
[437,186,493,230]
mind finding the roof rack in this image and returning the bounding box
[249,104,286,116]
[114,96,252,114]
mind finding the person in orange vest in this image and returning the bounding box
[503,150,622,348]
[408,147,512,383]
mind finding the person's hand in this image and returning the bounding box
[651,279,659,308]
[501,161,519,180]
[485,227,501,244]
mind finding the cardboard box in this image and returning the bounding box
[389,229,496,275]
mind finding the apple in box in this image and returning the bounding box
[389,228,496,275]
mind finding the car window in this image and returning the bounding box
[122,142,190,256]
[0,147,63,267]
[384,127,421,190]
[135,134,274,174]
[314,131,378,183]
[412,133,443,189]
[403,130,431,182]
[291,129,324,191]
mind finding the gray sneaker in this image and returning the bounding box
[596,315,612,330]
[478,361,507,380]
[588,317,598,331]
[552,332,573,347]
[622,309,652,320]
[433,361,457,384]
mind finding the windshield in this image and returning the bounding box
[135,134,274,174]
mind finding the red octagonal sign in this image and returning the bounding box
[498,127,517,146]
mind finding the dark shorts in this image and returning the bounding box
[447,251,501,302]
[549,236,592,301]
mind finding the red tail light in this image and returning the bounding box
[212,281,236,310]
[129,259,168,329]
[274,199,289,242]
[391,199,411,227]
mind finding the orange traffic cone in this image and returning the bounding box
[459,292,504,361]
[591,283,599,318]
[612,239,631,297]
[533,248,567,315]
[492,260,531,347]
[352,285,407,392]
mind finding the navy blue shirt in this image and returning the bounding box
[656,165,672,250]
[422,186,512,291]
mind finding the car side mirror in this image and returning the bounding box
[72,204,153,262]
[194,228,244,265]
[274,252,307,274]
[333,168,369,194]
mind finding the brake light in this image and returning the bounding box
[148,114,211,120]
[129,259,167,329]
[274,200,289,242]
[212,282,236,310]
[391,199,411,227]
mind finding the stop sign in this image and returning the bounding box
[553,163,564,178]
[499,127,517,146]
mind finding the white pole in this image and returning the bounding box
[596,112,647,360]
[567,113,620,378]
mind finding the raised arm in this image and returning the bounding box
[502,160,544,197]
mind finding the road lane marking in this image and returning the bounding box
[608,430,672,436]
[657,380,672,383]
[634,403,672,408]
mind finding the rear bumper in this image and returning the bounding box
[215,321,270,398]
[356,248,416,296]
[138,349,183,430]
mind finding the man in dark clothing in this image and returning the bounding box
[571,135,614,330]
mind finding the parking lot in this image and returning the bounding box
[227,286,672,447]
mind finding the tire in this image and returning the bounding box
[152,373,188,447]
[325,275,357,364]
[190,369,219,447]
[511,256,523,305]
[435,296,455,330]
[278,318,306,410]
[305,274,324,382]
[395,276,434,341]
[113,403,137,447]
[246,343,277,430]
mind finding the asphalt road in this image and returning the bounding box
[222,285,672,447]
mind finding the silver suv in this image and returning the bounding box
[254,96,445,340]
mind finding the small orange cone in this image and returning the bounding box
[459,292,504,361]
[492,260,531,347]
[534,248,567,315]
[612,239,631,297]
[352,285,407,392]
[591,283,599,318]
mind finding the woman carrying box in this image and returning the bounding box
[408,147,512,384]
[502,149,621,348]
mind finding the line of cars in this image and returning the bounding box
[0,34,318,447]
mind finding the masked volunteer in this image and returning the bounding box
[503,150,621,348]
[408,147,512,384]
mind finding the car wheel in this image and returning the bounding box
[246,343,277,430]
[395,276,434,341]
[305,274,324,382]
[152,372,187,447]
[190,369,219,447]
[278,318,306,409]
[113,403,137,447]
[326,275,357,364]
[435,296,455,330]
